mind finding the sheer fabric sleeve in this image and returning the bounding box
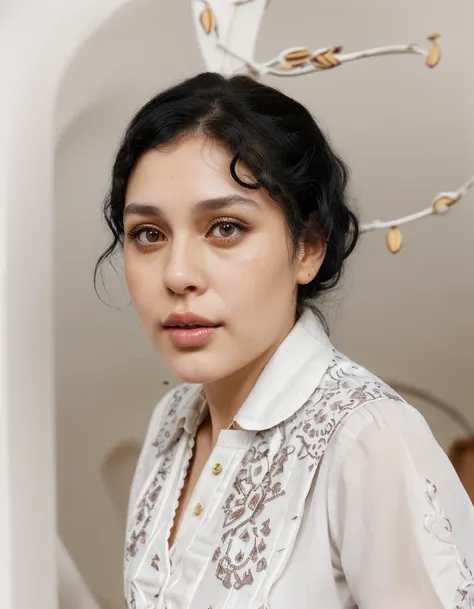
[329,399,474,609]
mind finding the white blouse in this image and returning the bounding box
[124,309,474,609]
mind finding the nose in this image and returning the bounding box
[163,235,207,296]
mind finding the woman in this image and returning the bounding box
[96,72,474,609]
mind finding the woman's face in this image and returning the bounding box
[123,134,323,384]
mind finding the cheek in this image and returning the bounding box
[124,256,160,316]
[214,239,295,304]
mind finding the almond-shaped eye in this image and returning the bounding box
[135,227,164,245]
[209,222,242,239]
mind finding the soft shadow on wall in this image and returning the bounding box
[101,440,141,529]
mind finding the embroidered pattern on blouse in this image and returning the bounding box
[212,354,403,590]
[424,479,474,608]
[124,385,192,562]
[152,384,194,456]
[125,452,175,561]
[128,586,136,609]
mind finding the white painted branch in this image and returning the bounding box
[265,43,431,77]
[193,0,439,77]
[361,207,434,234]
[360,173,474,234]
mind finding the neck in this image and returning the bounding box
[202,355,265,443]
[202,312,298,445]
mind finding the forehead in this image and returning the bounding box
[125,135,255,207]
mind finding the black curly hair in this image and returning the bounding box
[95,71,359,320]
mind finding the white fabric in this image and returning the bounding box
[125,309,474,609]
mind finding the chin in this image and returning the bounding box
[172,365,226,385]
[163,349,230,385]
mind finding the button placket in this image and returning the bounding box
[187,430,253,522]
[172,432,254,561]
[164,434,255,606]
[189,455,226,522]
[184,447,230,531]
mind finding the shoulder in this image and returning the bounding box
[319,350,408,407]
[131,382,200,478]
[312,358,474,606]
[142,382,201,455]
[126,382,201,513]
[313,352,464,504]
[297,349,419,436]
[279,350,435,486]
[310,350,441,467]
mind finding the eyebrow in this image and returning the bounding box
[123,195,262,218]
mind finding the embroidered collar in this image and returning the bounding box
[173,308,334,436]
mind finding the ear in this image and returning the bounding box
[295,215,327,285]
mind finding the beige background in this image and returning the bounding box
[54,0,474,607]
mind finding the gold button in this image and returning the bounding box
[212,462,223,475]
[193,503,204,516]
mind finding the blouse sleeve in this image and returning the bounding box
[329,398,474,609]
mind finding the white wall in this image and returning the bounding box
[0,1,143,607]
[51,0,473,607]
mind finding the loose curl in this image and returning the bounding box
[95,72,359,321]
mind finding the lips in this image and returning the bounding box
[163,312,220,329]
[163,312,222,348]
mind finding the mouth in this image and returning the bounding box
[162,313,222,348]
[163,312,220,329]
[164,323,219,329]
[164,324,222,348]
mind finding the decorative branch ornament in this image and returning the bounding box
[196,1,441,76]
[361,173,474,253]
[191,0,473,253]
